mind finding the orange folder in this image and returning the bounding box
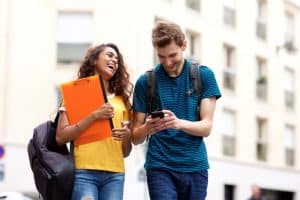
[60,75,113,146]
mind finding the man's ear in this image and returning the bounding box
[181,40,187,51]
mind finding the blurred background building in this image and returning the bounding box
[0,0,299,199]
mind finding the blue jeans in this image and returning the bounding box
[72,169,125,200]
[146,169,208,200]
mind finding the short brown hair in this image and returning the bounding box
[152,20,185,48]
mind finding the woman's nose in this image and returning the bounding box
[112,57,118,63]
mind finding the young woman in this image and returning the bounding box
[56,43,133,200]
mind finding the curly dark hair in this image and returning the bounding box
[78,43,133,109]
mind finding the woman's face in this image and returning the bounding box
[94,47,119,80]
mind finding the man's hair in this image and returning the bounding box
[152,20,185,48]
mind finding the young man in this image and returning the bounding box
[132,20,221,200]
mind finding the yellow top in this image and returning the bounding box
[73,95,129,173]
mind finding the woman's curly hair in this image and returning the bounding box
[78,43,133,109]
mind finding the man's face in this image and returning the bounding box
[155,40,186,76]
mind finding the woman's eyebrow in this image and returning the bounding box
[107,51,118,58]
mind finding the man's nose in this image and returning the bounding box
[166,59,172,66]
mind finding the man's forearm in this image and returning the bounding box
[132,124,148,145]
[179,119,212,137]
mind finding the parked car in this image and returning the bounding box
[0,192,32,200]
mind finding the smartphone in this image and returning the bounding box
[151,111,164,118]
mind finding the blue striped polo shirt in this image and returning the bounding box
[133,59,221,172]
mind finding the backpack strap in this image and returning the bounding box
[146,70,156,115]
[189,61,202,120]
[190,61,202,96]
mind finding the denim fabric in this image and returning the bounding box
[146,169,208,200]
[72,169,124,200]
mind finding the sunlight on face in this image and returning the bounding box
[156,41,186,76]
[95,47,119,80]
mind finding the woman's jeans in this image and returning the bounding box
[146,168,208,200]
[72,169,125,200]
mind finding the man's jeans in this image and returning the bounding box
[146,168,208,200]
[72,169,124,200]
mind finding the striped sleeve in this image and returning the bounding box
[132,74,147,113]
[200,66,222,99]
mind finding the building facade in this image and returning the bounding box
[0,0,299,199]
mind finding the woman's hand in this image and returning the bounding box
[92,103,114,120]
[112,121,131,141]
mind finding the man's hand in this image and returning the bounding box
[155,110,182,131]
[144,116,163,135]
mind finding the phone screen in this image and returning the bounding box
[151,111,164,118]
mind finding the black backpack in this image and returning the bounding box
[27,113,74,200]
[146,60,202,119]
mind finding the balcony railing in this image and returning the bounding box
[284,90,295,110]
[186,0,200,11]
[256,20,267,40]
[222,135,235,156]
[256,77,267,100]
[223,6,236,27]
[223,68,236,91]
[256,142,267,161]
[285,148,294,166]
[283,32,298,52]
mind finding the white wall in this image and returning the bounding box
[0,0,300,199]
[207,159,300,200]
[0,145,35,192]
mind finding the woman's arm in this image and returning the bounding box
[56,103,114,145]
[111,122,132,157]
[121,125,132,157]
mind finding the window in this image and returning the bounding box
[256,57,267,101]
[186,0,200,11]
[284,68,295,110]
[0,164,4,181]
[222,110,236,156]
[223,45,236,91]
[284,125,295,166]
[185,30,201,61]
[57,12,93,64]
[256,118,268,161]
[224,184,235,200]
[223,0,236,27]
[284,13,296,52]
[256,0,267,40]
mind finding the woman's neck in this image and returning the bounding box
[102,79,114,96]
